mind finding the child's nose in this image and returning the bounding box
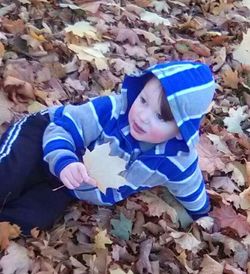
[139,110,151,124]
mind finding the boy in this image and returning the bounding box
[0,61,215,235]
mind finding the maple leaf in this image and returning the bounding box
[225,161,247,187]
[195,216,214,231]
[207,133,234,156]
[222,67,240,89]
[170,231,202,252]
[223,106,249,134]
[0,242,31,274]
[94,229,113,250]
[111,213,132,240]
[134,28,161,43]
[83,143,127,194]
[116,28,141,45]
[197,135,226,175]
[64,21,99,40]
[137,191,178,223]
[110,59,138,74]
[68,44,108,70]
[210,176,240,193]
[209,205,250,237]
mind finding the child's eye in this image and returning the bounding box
[156,113,164,120]
[140,96,146,104]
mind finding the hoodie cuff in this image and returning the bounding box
[54,155,79,177]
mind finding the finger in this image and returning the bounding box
[86,176,97,187]
[66,170,80,188]
[77,164,90,183]
[61,176,75,189]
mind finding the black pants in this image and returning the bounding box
[0,111,74,235]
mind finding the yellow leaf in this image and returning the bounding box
[83,143,127,193]
[0,41,5,57]
[140,10,171,26]
[65,21,99,40]
[29,29,46,42]
[94,229,112,250]
[68,44,108,70]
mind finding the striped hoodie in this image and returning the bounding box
[43,61,216,220]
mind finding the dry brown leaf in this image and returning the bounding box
[0,222,21,250]
[170,231,202,252]
[136,239,153,274]
[209,205,250,237]
[222,67,240,89]
[2,18,25,34]
[197,135,226,175]
[199,254,224,274]
[137,192,178,222]
[4,76,35,104]
[116,28,141,45]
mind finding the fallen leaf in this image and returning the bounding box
[199,254,224,274]
[209,205,250,237]
[0,41,5,58]
[222,67,240,89]
[207,133,234,156]
[0,241,31,273]
[140,10,171,26]
[138,191,178,223]
[239,186,250,210]
[0,222,21,250]
[195,216,214,231]
[226,161,247,187]
[197,135,226,175]
[111,213,132,240]
[94,229,113,250]
[65,21,99,40]
[210,176,240,193]
[136,239,153,274]
[4,76,35,104]
[83,143,127,194]
[176,251,193,273]
[223,106,249,134]
[116,28,141,45]
[170,231,202,252]
[2,18,25,34]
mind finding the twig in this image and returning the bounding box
[52,185,65,191]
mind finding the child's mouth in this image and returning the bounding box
[132,121,145,134]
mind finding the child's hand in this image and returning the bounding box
[59,162,97,189]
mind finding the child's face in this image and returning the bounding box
[128,77,179,144]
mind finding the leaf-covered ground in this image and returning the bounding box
[0,0,250,273]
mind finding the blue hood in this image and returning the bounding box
[121,61,216,148]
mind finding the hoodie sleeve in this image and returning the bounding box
[159,158,210,220]
[43,96,116,177]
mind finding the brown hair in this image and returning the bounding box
[159,89,174,121]
[144,74,174,122]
